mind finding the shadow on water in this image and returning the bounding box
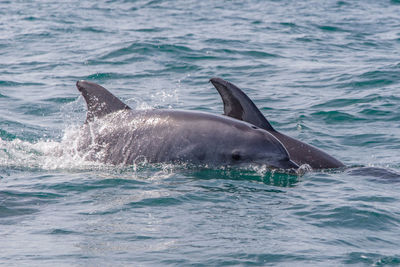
[104,163,301,188]
[178,166,301,188]
[183,165,400,187]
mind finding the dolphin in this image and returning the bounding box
[209,77,344,169]
[75,80,298,170]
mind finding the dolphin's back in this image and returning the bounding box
[75,80,298,169]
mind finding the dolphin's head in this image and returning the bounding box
[235,132,298,170]
[208,119,298,170]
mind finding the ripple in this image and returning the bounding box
[0,190,61,220]
[43,97,77,104]
[49,228,78,235]
[128,196,182,208]
[344,252,400,265]
[311,111,365,123]
[316,25,349,33]
[80,26,109,33]
[44,178,145,193]
[0,206,38,219]
[84,72,152,80]
[305,205,399,230]
[99,42,195,61]
[212,48,281,58]
[134,27,170,33]
[312,94,389,108]
[0,80,43,87]
[202,253,307,266]
[337,66,400,89]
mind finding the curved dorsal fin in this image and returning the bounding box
[210,77,275,131]
[76,80,131,122]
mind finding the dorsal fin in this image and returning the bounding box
[76,80,131,122]
[210,77,275,131]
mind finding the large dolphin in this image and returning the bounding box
[210,77,344,169]
[75,81,298,170]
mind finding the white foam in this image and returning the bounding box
[0,125,104,171]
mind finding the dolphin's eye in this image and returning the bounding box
[232,152,241,161]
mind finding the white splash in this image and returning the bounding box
[0,125,104,171]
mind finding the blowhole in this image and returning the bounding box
[232,152,241,161]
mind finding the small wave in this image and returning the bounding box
[311,110,365,123]
[80,26,108,33]
[0,190,61,219]
[84,72,138,80]
[0,80,44,87]
[298,205,398,230]
[212,48,281,59]
[344,252,400,265]
[316,25,349,33]
[336,64,400,89]
[98,42,195,61]
[134,27,170,33]
[312,94,386,109]
[43,97,77,104]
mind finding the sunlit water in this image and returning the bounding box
[1,0,400,265]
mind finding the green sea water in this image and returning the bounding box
[1,0,400,266]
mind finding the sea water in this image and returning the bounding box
[1,0,400,265]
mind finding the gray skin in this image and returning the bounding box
[75,81,298,170]
[210,77,345,169]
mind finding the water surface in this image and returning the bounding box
[1,0,400,266]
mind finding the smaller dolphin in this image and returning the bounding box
[75,81,298,170]
[210,77,344,169]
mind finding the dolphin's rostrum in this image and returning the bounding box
[75,80,299,170]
